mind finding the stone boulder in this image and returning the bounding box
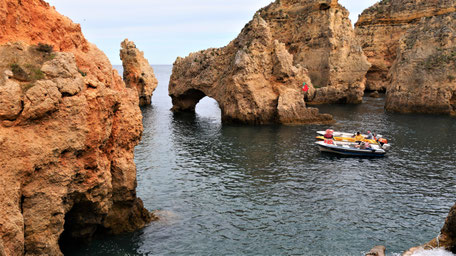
[386,12,456,115]
[120,39,158,106]
[366,245,386,256]
[0,1,153,255]
[169,14,333,124]
[355,0,456,91]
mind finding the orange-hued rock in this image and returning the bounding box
[386,13,456,115]
[258,0,370,104]
[0,1,152,255]
[403,203,456,255]
[120,39,158,106]
[169,14,333,124]
[355,0,456,91]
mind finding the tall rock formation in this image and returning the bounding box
[120,39,158,106]
[258,0,371,104]
[0,1,152,255]
[169,0,370,125]
[355,0,456,91]
[169,14,333,125]
[386,12,456,115]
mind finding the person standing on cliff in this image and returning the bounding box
[302,82,309,101]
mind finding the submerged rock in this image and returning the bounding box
[120,39,158,106]
[0,1,153,255]
[386,12,456,115]
[355,0,456,91]
[169,13,333,124]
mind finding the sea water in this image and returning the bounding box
[67,65,456,256]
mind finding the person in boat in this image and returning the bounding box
[366,131,373,140]
[358,141,371,150]
[354,132,364,144]
[323,129,334,144]
[323,129,334,139]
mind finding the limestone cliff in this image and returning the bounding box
[258,0,371,104]
[403,203,456,255]
[0,1,152,255]
[169,14,333,124]
[386,12,456,115]
[355,0,456,91]
[120,39,158,106]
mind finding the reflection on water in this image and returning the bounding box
[69,65,456,256]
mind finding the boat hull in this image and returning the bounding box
[315,141,386,157]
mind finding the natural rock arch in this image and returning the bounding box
[169,14,333,125]
[171,89,210,113]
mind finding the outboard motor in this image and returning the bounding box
[381,143,391,151]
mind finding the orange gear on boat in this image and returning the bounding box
[378,138,388,144]
[324,139,334,145]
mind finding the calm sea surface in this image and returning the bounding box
[69,65,456,255]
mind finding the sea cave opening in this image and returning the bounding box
[58,201,100,254]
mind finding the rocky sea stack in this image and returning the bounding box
[120,39,158,106]
[0,0,153,255]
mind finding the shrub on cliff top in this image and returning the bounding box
[36,43,53,53]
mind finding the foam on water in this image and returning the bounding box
[411,248,455,256]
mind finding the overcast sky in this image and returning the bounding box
[46,0,378,65]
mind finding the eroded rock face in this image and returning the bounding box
[120,39,158,106]
[258,0,371,104]
[355,0,456,91]
[0,1,152,255]
[169,14,333,124]
[386,12,456,115]
[403,203,456,255]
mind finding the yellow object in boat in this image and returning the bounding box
[315,136,378,144]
